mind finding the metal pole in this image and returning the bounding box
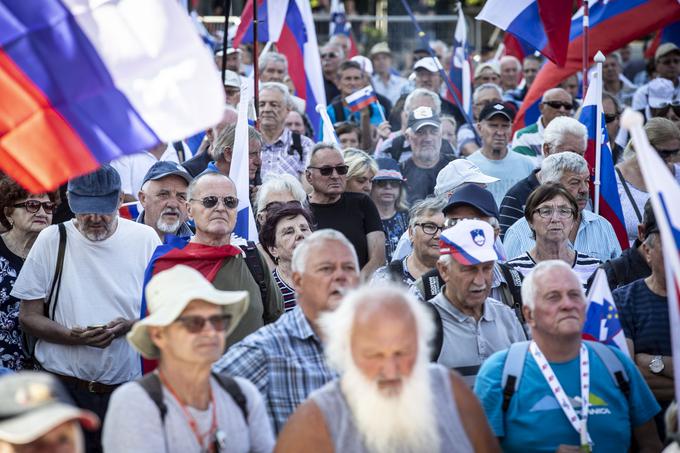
[593,51,605,216]
[253,0,259,126]
[582,1,589,95]
[221,0,230,85]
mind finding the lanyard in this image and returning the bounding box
[158,371,218,452]
[529,341,592,449]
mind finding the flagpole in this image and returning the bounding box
[593,51,605,216]
[221,0,231,85]
[253,0,259,125]
[582,0,589,95]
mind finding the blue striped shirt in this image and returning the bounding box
[213,306,337,433]
[502,209,622,262]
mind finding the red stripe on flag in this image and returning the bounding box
[348,96,377,113]
[277,22,308,101]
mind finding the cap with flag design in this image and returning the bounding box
[407,106,441,131]
[439,219,499,265]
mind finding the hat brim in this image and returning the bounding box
[448,246,499,265]
[412,120,441,131]
[481,111,513,122]
[146,170,193,186]
[0,404,99,444]
[67,192,119,215]
[373,176,404,182]
[443,200,498,218]
[463,174,500,185]
[127,288,249,359]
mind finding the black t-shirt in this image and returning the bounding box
[308,192,383,268]
[401,155,450,205]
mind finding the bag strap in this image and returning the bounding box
[211,372,249,422]
[497,262,525,324]
[387,259,404,282]
[501,341,531,412]
[332,101,346,124]
[585,341,631,399]
[423,302,444,362]
[172,141,186,163]
[420,268,443,301]
[242,241,269,314]
[615,167,642,222]
[288,132,304,162]
[47,223,67,320]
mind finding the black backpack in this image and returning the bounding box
[240,241,269,309]
[287,131,304,162]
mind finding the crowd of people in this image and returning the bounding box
[0,23,679,453]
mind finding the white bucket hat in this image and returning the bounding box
[127,265,249,359]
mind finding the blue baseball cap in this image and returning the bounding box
[443,184,499,219]
[67,164,121,215]
[142,161,193,186]
[373,157,405,182]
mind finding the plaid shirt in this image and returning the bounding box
[213,306,337,433]
[260,128,313,180]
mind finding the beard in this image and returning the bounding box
[156,208,182,233]
[341,358,440,453]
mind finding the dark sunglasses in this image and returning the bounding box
[190,196,239,209]
[604,113,619,124]
[307,165,349,176]
[542,101,574,110]
[321,52,338,59]
[374,180,401,188]
[13,200,56,214]
[264,200,303,212]
[652,103,680,117]
[175,314,232,333]
[658,148,680,160]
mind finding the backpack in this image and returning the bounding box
[287,131,304,163]
[500,340,631,413]
[240,241,269,309]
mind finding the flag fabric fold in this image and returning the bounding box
[329,0,358,58]
[582,268,630,356]
[316,105,340,146]
[345,85,379,113]
[447,6,472,116]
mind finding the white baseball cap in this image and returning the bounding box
[439,219,498,265]
[647,78,675,109]
[350,55,373,75]
[434,160,499,196]
[413,56,444,73]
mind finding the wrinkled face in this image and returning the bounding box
[372,53,391,74]
[500,60,520,88]
[529,194,576,243]
[269,214,313,263]
[414,69,441,91]
[7,420,85,453]
[602,55,620,82]
[226,52,241,72]
[438,258,495,308]
[321,47,343,77]
[642,233,664,277]
[261,61,287,83]
[370,179,401,207]
[139,176,188,236]
[293,239,360,320]
[351,303,418,397]
[559,170,590,211]
[346,169,375,196]
[441,120,456,147]
[477,116,512,153]
[656,51,680,81]
[223,85,240,107]
[540,90,573,125]
[284,111,306,135]
[73,212,117,242]
[258,88,289,129]
[472,88,502,120]
[526,267,586,339]
[474,68,500,87]
[187,174,237,238]
[247,139,263,180]
[5,194,53,235]
[408,125,442,165]
[338,131,360,149]
[522,59,541,86]
[602,98,620,146]
[409,212,445,268]
[545,133,586,157]
[339,68,364,97]
[306,148,347,196]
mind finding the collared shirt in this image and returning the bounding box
[213,306,337,434]
[260,128,313,180]
[503,209,623,262]
[430,289,527,387]
[135,211,193,239]
[371,73,409,105]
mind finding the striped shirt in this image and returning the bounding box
[272,268,296,312]
[213,306,337,434]
[511,117,545,166]
[506,251,601,287]
[503,209,622,263]
[260,128,313,179]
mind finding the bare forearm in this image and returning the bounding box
[20,311,79,345]
[361,258,383,282]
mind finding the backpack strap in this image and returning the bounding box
[585,341,631,399]
[47,223,67,319]
[288,131,304,162]
[242,241,269,311]
[387,259,404,282]
[332,101,346,124]
[172,141,186,163]
[420,268,444,301]
[501,341,531,412]
[137,373,168,423]
[423,302,444,362]
[211,372,249,422]
[615,167,642,223]
[497,262,525,324]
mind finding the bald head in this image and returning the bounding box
[540,88,573,126]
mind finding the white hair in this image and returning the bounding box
[259,81,293,109]
[321,42,345,60]
[255,173,307,215]
[543,116,587,152]
[521,260,584,311]
[258,51,288,73]
[291,229,358,274]
[404,88,442,115]
[540,152,589,183]
[500,55,522,71]
[473,83,503,103]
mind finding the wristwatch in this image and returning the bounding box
[649,355,665,374]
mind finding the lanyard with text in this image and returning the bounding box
[529,341,593,450]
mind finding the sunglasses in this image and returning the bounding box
[321,52,338,59]
[307,165,349,176]
[604,113,619,124]
[175,314,232,333]
[658,148,680,160]
[13,200,56,214]
[542,101,574,111]
[652,103,680,117]
[190,196,239,209]
[263,200,303,212]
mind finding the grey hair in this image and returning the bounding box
[255,173,307,215]
[259,81,293,109]
[404,88,442,115]
[540,152,589,183]
[319,285,435,373]
[186,171,233,201]
[408,196,448,227]
[291,229,358,273]
[258,51,288,74]
[521,260,584,311]
[209,124,263,161]
[473,83,503,103]
[606,52,622,66]
[500,55,522,71]
[543,116,587,153]
[321,42,345,60]
[309,142,343,166]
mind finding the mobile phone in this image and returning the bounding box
[87,324,106,330]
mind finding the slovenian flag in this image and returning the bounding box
[329,0,359,58]
[0,0,225,192]
[119,202,142,221]
[578,73,629,251]
[346,86,379,113]
[447,5,472,116]
[582,269,630,357]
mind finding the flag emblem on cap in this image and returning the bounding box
[471,229,486,246]
[413,106,433,119]
[494,104,504,110]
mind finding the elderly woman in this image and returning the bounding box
[343,149,378,196]
[370,158,409,262]
[0,176,59,370]
[255,173,308,227]
[507,183,600,286]
[615,117,680,245]
[259,203,314,312]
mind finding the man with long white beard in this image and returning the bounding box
[275,286,500,453]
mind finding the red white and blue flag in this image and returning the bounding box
[119,202,142,221]
[345,86,379,113]
[578,76,629,250]
[329,0,359,58]
[447,6,472,116]
[582,269,630,357]
[0,0,225,192]
[234,0,326,135]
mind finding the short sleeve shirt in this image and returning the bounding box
[260,128,313,179]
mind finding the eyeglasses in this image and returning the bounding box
[263,200,303,212]
[534,207,574,219]
[321,52,338,59]
[651,103,680,117]
[542,101,574,111]
[658,148,680,160]
[190,196,239,209]
[604,113,619,124]
[307,165,349,176]
[175,314,232,333]
[374,180,401,188]
[415,222,445,236]
[657,57,680,65]
[13,200,56,214]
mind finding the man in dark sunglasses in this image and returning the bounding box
[320,42,345,104]
[104,265,275,452]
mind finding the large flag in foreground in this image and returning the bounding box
[447,6,472,116]
[583,269,630,357]
[0,0,225,192]
[234,0,326,135]
[578,74,628,250]
[622,109,680,416]
[514,0,680,131]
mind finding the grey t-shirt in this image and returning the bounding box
[102,375,274,453]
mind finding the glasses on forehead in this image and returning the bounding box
[307,165,349,176]
[190,196,239,210]
[13,200,56,214]
[542,101,574,111]
[175,314,232,333]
